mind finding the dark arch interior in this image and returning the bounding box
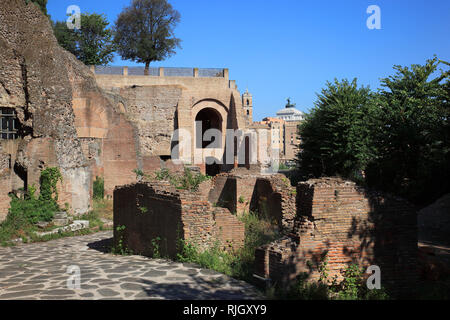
[195,108,222,149]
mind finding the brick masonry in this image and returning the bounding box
[208,171,296,232]
[254,177,418,298]
[113,181,245,259]
[112,171,298,259]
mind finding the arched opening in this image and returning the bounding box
[195,108,222,149]
[13,162,27,192]
[205,157,221,177]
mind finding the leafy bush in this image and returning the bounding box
[111,225,133,255]
[133,168,145,180]
[296,58,450,205]
[284,273,330,300]
[39,167,62,202]
[176,211,281,282]
[8,167,62,225]
[327,264,390,300]
[154,167,211,192]
[0,167,62,245]
[8,186,59,224]
[93,176,104,200]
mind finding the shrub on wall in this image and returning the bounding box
[93,176,105,200]
[7,167,62,224]
[154,167,211,192]
[0,167,63,243]
[8,185,59,224]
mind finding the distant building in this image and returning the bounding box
[276,99,304,163]
[251,99,304,164]
[276,98,305,122]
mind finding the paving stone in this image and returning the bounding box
[44,289,77,296]
[0,290,43,299]
[199,269,220,276]
[120,283,144,291]
[80,292,95,298]
[6,284,45,291]
[98,288,120,297]
[142,270,167,277]
[0,231,261,300]
[173,269,199,276]
[155,265,179,271]
[165,276,188,281]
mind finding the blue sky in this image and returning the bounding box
[47,0,450,121]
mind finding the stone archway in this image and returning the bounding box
[190,100,229,172]
[195,107,223,149]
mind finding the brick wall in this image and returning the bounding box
[255,177,418,298]
[207,172,296,232]
[249,176,296,231]
[208,175,237,213]
[114,181,245,259]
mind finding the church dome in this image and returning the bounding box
[276,98,305,121]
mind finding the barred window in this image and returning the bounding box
[0,107,19,140]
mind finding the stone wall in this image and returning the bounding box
[208,172,296,232]
[104,85,182,157]
[0,146,11,221]
[113,182,245,258]
[250,176,296,231]
[254,177,418,298]
[0,0,101,217]
[94,68,249,175]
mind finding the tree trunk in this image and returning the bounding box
[144,61,150,76]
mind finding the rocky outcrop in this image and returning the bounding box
[0,0,132,217]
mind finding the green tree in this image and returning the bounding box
[26,0,48,16]
[297,78,378,181]
[366,57,450,204]
[114,0,181,75]
[53,13,115,66]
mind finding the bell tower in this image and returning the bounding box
[242,89,253,126]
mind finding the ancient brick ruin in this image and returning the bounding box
[113,180,246,258]
[0,1,421,300]
[0,0,257,222]
[112,173,418,297]
[254,177,418,298]
[208,170,296,231]
[112,170,298,258]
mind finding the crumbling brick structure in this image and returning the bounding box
[207,171,296,232]
[0,0,258,223]
[254,177,418,298]
[113,181,245,258]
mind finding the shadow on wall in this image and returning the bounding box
[208,176,237,214]
[113,183,183,259]
[250,179,283,229]
[255,178,418,299]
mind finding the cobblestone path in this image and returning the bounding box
[0,231,263,300]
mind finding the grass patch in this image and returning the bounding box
[153,167,211,192]
[0,198,113,247]
[176,211,281,283]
